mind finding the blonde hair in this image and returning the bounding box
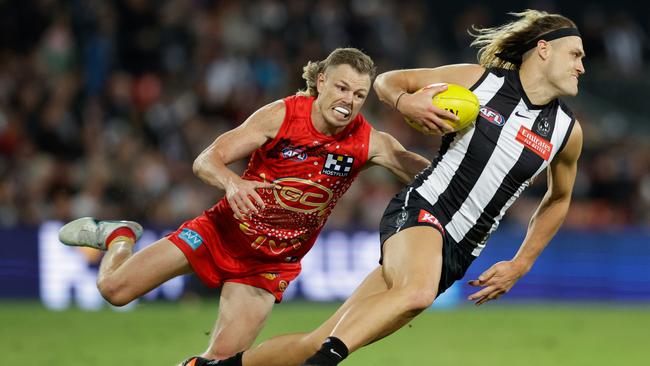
[469,9,577,69]
[298,47,376,97]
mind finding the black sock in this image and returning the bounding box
[302,337,349,366]
[213,352,243,366]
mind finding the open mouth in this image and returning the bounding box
[333,106,350,118]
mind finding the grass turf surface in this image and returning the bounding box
[0,301,648,365]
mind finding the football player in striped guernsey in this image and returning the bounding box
[205,9,585,366]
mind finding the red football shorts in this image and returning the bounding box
[166,213,300,302]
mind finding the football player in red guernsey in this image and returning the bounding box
[58,47,458,363]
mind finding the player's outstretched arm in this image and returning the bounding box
[365,128,430,183]
[468,122,583,305]
[373,64,485,135]
[192,100,284,218]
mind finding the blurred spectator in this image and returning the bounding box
[0,0,648,230]
[603,12,645,78]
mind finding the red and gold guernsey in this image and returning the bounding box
[207,95,372,267]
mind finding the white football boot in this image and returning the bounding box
[58,217,143,250]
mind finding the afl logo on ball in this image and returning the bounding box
[479,106,505,126]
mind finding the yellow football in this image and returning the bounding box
[404,83,480,134]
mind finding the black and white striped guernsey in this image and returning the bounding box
[411,67,576,257]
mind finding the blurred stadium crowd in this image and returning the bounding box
[0,0,648,229]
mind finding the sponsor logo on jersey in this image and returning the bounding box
[278,280,288,292]
[273,177,333,214]
[479,106,505,126]
[514,110,530,119]
[281,147,308,161]
[322,153,354,177]
[178,228,204,250]
[516,126,553,160]
[417,209,445,233]
[259,272,279,280]
[238,222,258,235]
[251,235,303,255]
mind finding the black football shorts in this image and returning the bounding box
[378,187,475,296]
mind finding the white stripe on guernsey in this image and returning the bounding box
[416,129,472,205]
[415,73,505,206]
[396,187,413,233]
[548,106,574,161]
[446,99,540,244]
[473,73,506,106]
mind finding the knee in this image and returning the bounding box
[397,286,437,316]
[97,277,134,307]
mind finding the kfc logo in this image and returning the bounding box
[417,210,445,233]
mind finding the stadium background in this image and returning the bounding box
[0,0,648,365]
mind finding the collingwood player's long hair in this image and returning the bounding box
[298,47,376,97]
[469,9,578,70]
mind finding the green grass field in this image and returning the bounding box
[1,301,648,365]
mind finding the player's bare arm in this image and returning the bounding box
[468,121,583,306]
[374,64,485,135]
[365,128,430,183]
[192,100,285,218]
